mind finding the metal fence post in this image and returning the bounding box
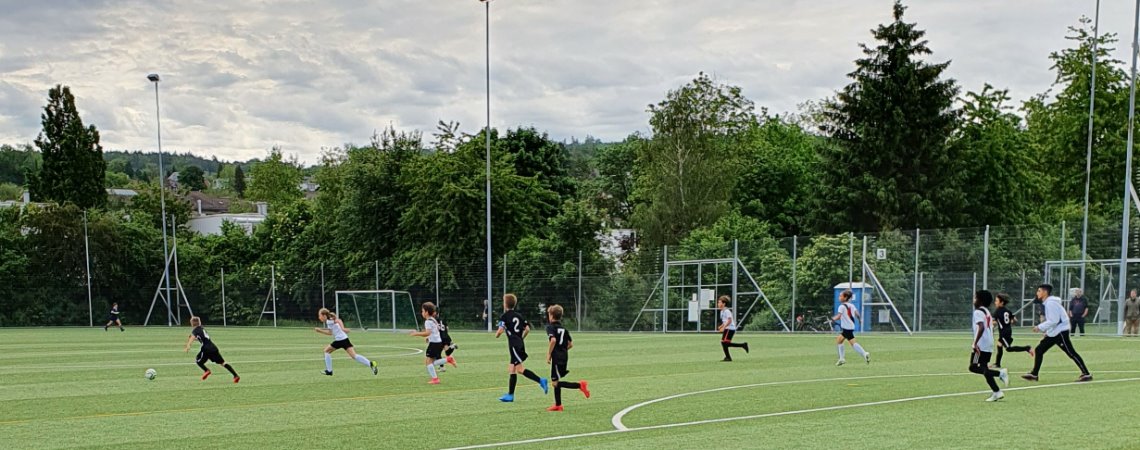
[983,225,990,290]
[791,236,798,332]
[848,232,855,286]
[577,250,583,332]
[221,268,227,327]
[84,210,93,327]
[914,228,920,331]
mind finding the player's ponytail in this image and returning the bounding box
[319,307,337,321]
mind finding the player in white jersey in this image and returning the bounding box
[409,302,456,384]
[314,308,378,376]
[832,290,870,366]
[716,296,749,361]
[1022,284,1092,382]
[969,290,1008,402]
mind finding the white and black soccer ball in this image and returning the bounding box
[145,368,157,380]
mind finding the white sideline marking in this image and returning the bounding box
[444,376,1140,450]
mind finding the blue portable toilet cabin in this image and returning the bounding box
[833,282,873,332]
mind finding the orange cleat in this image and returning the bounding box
[546,405,564,412]
[201,370,211,381]
[579,380,591,399]
[428,377,441,385]
[233,376,240,384]
[446,355,458,368]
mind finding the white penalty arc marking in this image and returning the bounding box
[443,375,1140,450]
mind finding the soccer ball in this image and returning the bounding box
[145,368,157,380]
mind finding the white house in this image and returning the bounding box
[187,202,268,235]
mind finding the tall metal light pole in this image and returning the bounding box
[481,0,493,331]
[1118,0,1140,336]
[148,73,172,326]
[1080,0,1101,294]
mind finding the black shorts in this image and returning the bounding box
[508,345,528,365]
[721,329,736,342]
[426,342,445,359]
[999,335,1014,347]
[197,347,224,365]
[331,339,354,350]
[840,329,855,340]
[107,315,120,322]
[970,349,992,368]
[551,362,569,381]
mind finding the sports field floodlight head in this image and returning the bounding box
[147,73,160,83]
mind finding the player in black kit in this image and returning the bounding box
[993,293,1034,368]
[183,316,239,383]
[496,294,548,402]
[545,304,590,412]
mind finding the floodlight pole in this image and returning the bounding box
[1080,0,1101,292]
[150,74,172,326]
[1117,0,1140,336]
[482,0,494,332]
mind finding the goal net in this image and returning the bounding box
[334,290,421,331]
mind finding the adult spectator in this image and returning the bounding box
[1125,289,1140,337]
[1068,288,1089,337]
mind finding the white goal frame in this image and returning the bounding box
[334,290,420,331]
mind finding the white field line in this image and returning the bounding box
[0,347,424,372]
[443,375,1140,450]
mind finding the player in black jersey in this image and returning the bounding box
[545,304,590,412]
[435,310,458,373]
[993,293,1034,368]
[495,294,548,402]
[103,303,124,331]
[183,317,239,383]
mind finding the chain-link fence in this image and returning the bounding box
[2,206,1137,335]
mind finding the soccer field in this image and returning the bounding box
[2,327,1139,450]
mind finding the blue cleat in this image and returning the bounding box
[539,378,549,395]
[499,394,514,402]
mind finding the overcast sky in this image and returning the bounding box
[0,0,1129,164]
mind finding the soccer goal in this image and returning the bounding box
[334,290,421,331]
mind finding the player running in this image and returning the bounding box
[315,308,378,376]
[183,316,239,383]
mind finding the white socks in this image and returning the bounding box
[354,354,371,367]
[324,353,333,372]
[427,363,438,378]
[837,345,846,359]
[853,343,868,357]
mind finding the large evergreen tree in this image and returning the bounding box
[29,85,107,209]
[815,1,960,232]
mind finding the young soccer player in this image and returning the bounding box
[970,290,1008,402]
[183,316,239,383]
[409,302,455,385]
[1022,284,1093,382]
[717,296,749,361]
[495,293,548,402]
[546,304,589,412]
[103,303,123,331]
[314,308,378,376]
[992,292,1034,368]
[435,310,458,373]
[832,290,870,366]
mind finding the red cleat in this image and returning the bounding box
[428,377,441,385]
[201,370,212,381]
[446,355,458,368]
[233,376,240,384]
[546,405,564,412]
[579,380,591,399]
